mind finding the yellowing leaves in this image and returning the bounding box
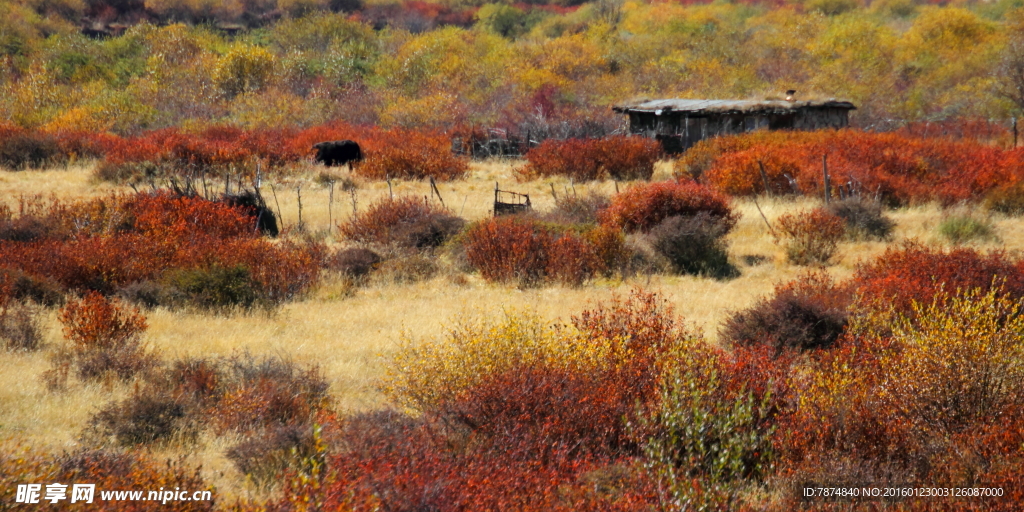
[380,309,625,413]
[213,44,277,98]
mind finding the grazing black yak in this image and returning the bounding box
[313,140,363,169]
[222,190,279,237]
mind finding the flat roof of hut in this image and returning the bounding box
[613,98,856,153]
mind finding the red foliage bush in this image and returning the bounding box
[444,365,636,458]
[0,192,323,304]
[355,128,468,181]
[600,180,737,233]
[463,216,604,287]
[93,122,467,183]
[56,291,156,382]
[571,289,692,398]
[850,242,1024,322]
[545,232,604,286]
[59,291,148,350]
[437,292,700,461]
[281,410,630,512]
[520,136,661,181]
[689,130,1024,206]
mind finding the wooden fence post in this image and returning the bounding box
[822,154,831,205]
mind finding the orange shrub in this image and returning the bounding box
[686,130,1023,206]
[0,192,323,305]
[600,180,736,233]
[355,128,468,181]
[519,136,661,181]
[56,291,156,382]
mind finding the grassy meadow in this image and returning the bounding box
[3,158,1023,504]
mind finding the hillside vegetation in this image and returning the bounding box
[2,0,1024,135]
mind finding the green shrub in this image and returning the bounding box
[635,344,774,509]
[939,214,996,245]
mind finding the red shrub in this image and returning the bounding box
[600,180,736,233]
[56,291,156,382]
[444,365,635,458]
[850,242,1024,322]
[356,128,468,181]
[702,147,802,196]
[584,224,630,277]
[520,136,661,181]
[571,289,692,399]
[691,130,1021,206]
[464,216,603,287]
[464,216,552,286]
[546,232,604,286]
[279,410,656,512]
[0,449,214,511]
[59,291,147,351]
[0,192,323,303]
[125,191,255,241]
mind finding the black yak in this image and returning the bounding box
[313,140,363,169]
[222,190,279,237]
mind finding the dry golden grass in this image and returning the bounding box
[5,159,1024,500]
[0,162,131,209]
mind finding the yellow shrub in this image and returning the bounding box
[213,44,276,98]
[877,287,1024,434]
[380,309,622,412]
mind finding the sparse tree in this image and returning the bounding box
[996,9,1024,114]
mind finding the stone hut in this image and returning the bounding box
[612,97,856,153]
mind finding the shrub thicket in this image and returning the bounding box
[463,216,603,287]
[685,130,1024,206]
[850,242,1024,327]
[0,192,324,308]
[519,136,661,181]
